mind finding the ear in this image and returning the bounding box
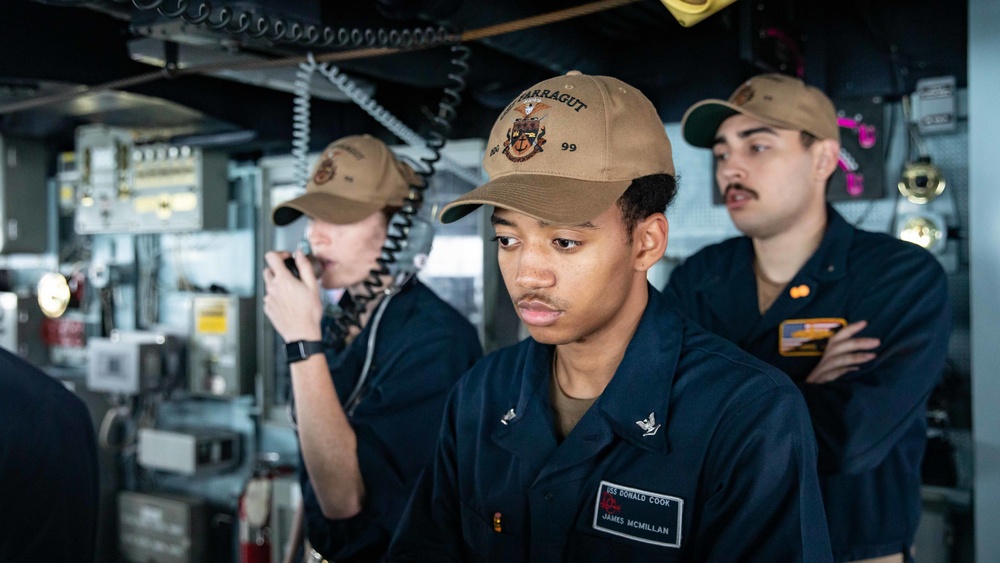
[633,213,668,272]
[814,139,841,182]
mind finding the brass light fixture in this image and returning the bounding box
[897,214,947,254]
[37,272,71,319]
[899,157,946,204]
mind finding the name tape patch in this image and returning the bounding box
[779,318,847,357]
[592,480,683,548]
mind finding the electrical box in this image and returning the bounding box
[119,491,206,563]
[0,291,45,366]
[85,331,181,395]
[0,135,48,254]
[137,427,240,475]
[189,294,256,398]
[74,125,228,234]
[913,76,957,135]
[74,125,133,233]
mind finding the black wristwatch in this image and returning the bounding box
[285,340,324,364]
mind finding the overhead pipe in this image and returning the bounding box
[377,0,614,76]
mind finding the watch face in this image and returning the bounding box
[286,340,323,363]
[288,341,306,362]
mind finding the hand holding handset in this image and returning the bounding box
[283,240,324,280]
[284,254,323,280]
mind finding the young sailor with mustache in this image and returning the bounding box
[665,74,951,563]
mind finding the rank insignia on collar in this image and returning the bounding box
[789,284,811,299]
[501,408,516,425]
[636,412,660,437]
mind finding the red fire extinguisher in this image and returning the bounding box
[238,475,272,563]
[239,454,297,563]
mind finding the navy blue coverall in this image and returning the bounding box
[0,347,99,561]
[388,286,832,562]
[665,207,951,562]
[300,279,483,562]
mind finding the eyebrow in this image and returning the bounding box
[712,126,779,146]
[490,214,515,227]
[490,213,597,230]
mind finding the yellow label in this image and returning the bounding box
[195,301,228,334]
[60,185,75,203]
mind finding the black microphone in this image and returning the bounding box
[284,254,323,279]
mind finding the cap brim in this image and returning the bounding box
[680,100,743,148]
[272,193,383,226]
[440,174,633,225]
[682,98,812,148]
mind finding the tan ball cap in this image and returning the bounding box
[681,73,840,148]
[272,134,421,226]
[440,72,675,225]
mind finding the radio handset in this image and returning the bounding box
[284,254,323,280]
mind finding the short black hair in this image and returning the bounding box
[616,173,678,241]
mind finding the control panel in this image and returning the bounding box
[119,491,206,563]
[74,125,228,234]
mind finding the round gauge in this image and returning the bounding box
[899,161,946,204]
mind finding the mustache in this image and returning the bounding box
[513,292,568,310]
[724,183,759,199]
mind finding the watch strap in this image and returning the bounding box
[285,340,324,364]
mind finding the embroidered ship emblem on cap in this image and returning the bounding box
[732,83,755,106]
[503,101,549,163]
[313,151,338,184]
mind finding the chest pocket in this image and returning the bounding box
[460,501,524,562]
[565,478,686,562]
[565,528,680,562]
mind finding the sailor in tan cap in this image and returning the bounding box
[666,73,951,563]
[262,134,482,562]
[388,73,832,562]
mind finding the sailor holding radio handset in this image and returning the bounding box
[262,134,482,562]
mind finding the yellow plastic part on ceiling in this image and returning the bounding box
[660,0,740,27]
